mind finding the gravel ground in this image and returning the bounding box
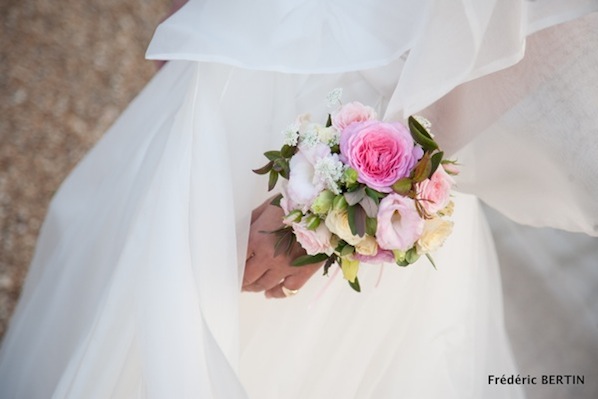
[0,0,167,338]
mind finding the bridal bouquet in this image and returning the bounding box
[254,89,458,291]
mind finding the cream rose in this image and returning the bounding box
[324,209,363,246]
[416,218,454,255]
[355,235,378,256]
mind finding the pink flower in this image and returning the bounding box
[417,166,455,214]
[332,102,377,131]
[340,121,423,192]
[354,249,395,265]
[292,222,332,255]
[375,194,424,251]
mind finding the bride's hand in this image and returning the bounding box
[243,200,322,298]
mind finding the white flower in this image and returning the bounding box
[282,124,300,146]
[317,126,340,146]
[326,88,343,108]
[282,123,299,147]
[314,154,345,194]
[287,143,331,211]
[299,123,321,147]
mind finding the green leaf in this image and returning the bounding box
[405,248,420,264]
[270,193,283,207]
[264,150,281,161]
[347,205,366,237]
[268,170,279,191]
[359,195,378,218]
[323,254,337,276]
[340,245,355,257]
[396,259,409,267]
[408,116,438,152]
[305,214,321,230]
[252,161,274,175]
[365,217,377,236]
[365,187,385,204]
[333,195,348,211]
[391,177,412,195]
[334,239,348,253]
[344,186,366,206]
[348,276,361,292]
[429,151,444,178]
[292,253,329,266]
[412,153,432,183]
[425,253,438,270]
[273,158,290,179]
[326,113,332,128]
[281,144,296,158]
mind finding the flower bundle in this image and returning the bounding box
[253,90,458,291]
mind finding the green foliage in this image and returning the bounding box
[292,253,329,266]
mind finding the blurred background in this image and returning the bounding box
[0,1,596,398]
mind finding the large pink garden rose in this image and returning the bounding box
[376,194,424,251]
[417,165,455,214]
[340,121,423,192]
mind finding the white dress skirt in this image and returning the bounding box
[0,1,597,398]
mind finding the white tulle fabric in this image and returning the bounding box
[147,0,598,235]
[0,61,522,398]
[1,1,597,398]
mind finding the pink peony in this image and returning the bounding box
[417,165,455,214]
[340,121,423,192]
[333,101,377,131]
[375,194,424,251]
[292,222,332,255]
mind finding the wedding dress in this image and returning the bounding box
[1,1,597,398]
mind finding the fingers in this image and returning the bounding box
[243,269,285,293]
[243,198,324,297]
[264,263,321,299]
[242,251,263,288]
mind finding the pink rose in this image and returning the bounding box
[292,222,332,255]
[332,102,377,131]
[340,121,423,192]
[375,194,424,251]
[354,249,395,265]
[417,166,455,214]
